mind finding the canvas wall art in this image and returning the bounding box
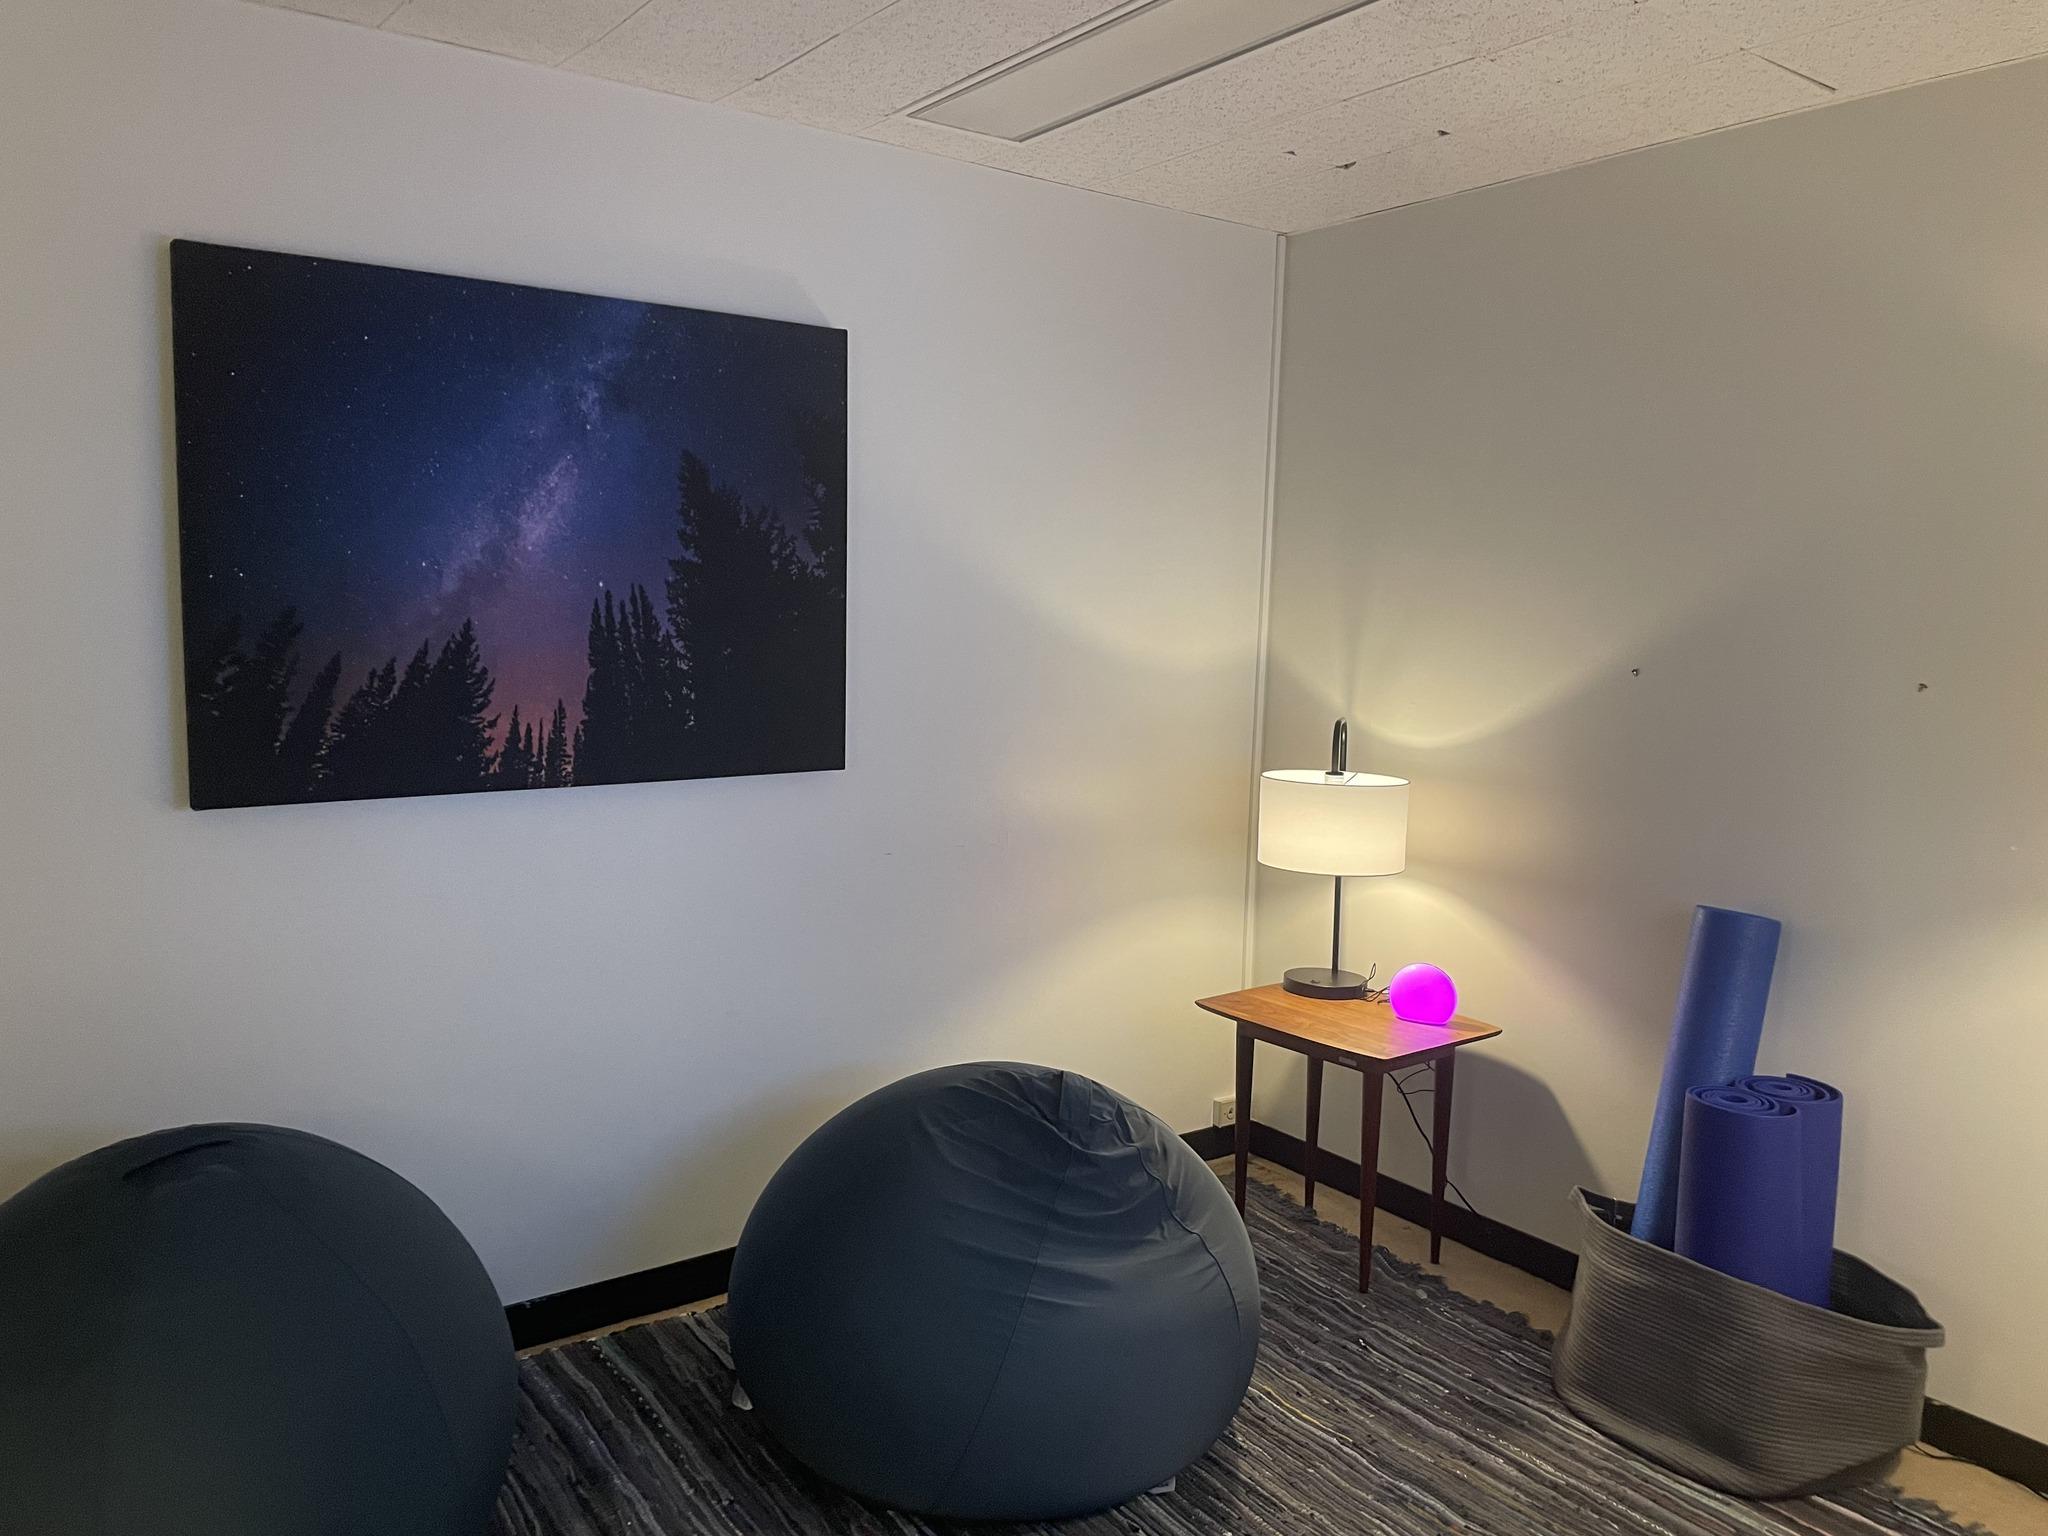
[170,241,846,809]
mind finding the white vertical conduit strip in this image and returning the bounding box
[1239,233,1286,989]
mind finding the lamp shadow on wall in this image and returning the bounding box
[1438,1048,1601,1195]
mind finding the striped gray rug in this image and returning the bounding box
[495,1181,1972,1536]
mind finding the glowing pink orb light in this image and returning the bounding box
[1388,964,1459,1026]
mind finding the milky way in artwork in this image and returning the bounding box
[170,241,845,808]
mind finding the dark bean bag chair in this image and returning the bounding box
[0,1124,516,1536]
[728,1062,1260,1520]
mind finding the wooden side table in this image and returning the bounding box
[1195,984,1502,1292]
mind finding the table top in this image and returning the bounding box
[1196,983,1501,1068]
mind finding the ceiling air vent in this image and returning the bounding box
[910,0,1378,142]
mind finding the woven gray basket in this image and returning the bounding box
[1553,1189,1942,1497]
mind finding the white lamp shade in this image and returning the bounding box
[1257,769,1409,876]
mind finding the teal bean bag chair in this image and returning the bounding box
[728,1063,1260,1520]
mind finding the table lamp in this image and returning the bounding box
[1258,719,1408,999]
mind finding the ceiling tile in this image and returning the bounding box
[383,0,647,64]
[1163,161,1403,231]
[1669,0,1912,50]
[1320,54,1576,139]
[981,0,1474,188]
[1122,93,1414,194]
[1163,111,1595,231]
[859,113,1004,165]
[563,0,888,100]
[1626,48,1835,137]
[1105,136,1331,212]
[1538,47,1834,156]
[1106,51,1599,212]
[724,0,1124,133]
[1205,0,1481,105]
[1423,0,1632,57]
[255,0,405,23]
[1374,117,1591,198]
[1313,51,1832,224]
[1490,0,1743,100]
[1753,0,2048,94]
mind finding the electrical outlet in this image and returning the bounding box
[1211,1095,1237,1129]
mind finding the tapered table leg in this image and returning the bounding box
[1431,1052,1455,1264]
[1303,1057,1324,1212]
[1358,1065,1383,1292]
[1233,1027,1253,1213]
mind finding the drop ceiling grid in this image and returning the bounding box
[246,0,2048,233]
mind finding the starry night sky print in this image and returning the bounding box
[170,242,845,755]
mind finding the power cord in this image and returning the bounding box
[1388,1065,1482,1219]
[1357,963,1388,1005]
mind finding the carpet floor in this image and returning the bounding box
[494,1182,1974,1536]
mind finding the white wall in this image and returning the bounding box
[0,0,1278,1305]
[1260,56,2048,1436]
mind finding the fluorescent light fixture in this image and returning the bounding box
[912,0,1377,142]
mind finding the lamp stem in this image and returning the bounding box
[1330,716,1351,982]
[1331,873,1343,975]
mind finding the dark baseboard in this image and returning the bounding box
[1181,1124,1234,1161]
[506,1246,734,1352]
[506,1126,1230,1351]
[1920,1400,2048,1496]
[1244,1119,1579,1290]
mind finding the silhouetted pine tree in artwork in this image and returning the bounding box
[620,583,685,779]
[494,706,532,790]
[663,448,843,780]
[414,621,497,793]
[574,581,689,786]
[573,591,627,786]
[542,701,572,788]
[319,657,398,801]
[187,607,340,807]
[277,652,342,796]
[324,642,435,802]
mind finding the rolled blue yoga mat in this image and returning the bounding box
[1733,1072,1844,1303]
[1631,905,1781,1248]
[1674,1086,1829,1306]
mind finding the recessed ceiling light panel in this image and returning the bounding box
[911,0,1378,142]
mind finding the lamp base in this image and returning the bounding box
[1282,966,1368,1000]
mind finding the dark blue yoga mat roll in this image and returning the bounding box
[1673,1086,1824,1303]
[1734,1073,1843,1304]
[1631,906,1781,1248]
